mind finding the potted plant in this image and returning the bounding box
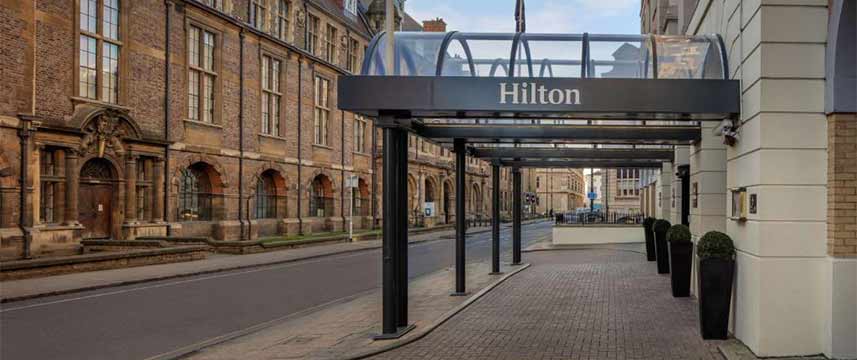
[642,217,656,261]
[667,224,693,297]
[697,230,736,339]
[653,219,671,274]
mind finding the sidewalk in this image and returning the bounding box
[180,261,528,360]
[373,248,727,360]
[0,220,545,303]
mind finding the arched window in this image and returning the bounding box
[255,171,278,219]
[178,163,212,221]
[352,178,370,216]
[310,174,333,217]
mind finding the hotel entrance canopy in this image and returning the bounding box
[339,32,739,124]
[346,32,743,338]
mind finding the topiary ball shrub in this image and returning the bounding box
[653,219,672,234]
[667,224,692,243]
[698,231,735,260]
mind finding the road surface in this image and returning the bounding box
[0,221,551,360]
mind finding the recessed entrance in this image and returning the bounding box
[78,158,116,239]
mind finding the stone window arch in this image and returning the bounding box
[310,174,334,217]
[178,162,222,221]
[255,169,286,219]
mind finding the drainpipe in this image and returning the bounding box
[17,118,33,259]
[371,118,377,228]
[341,108,346,228]
[163,0,172,233]
[296,57,303,235]
[238,29,246,240]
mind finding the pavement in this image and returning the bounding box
[0,221,550,360]
[372,246,727,360]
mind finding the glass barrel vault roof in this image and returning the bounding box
[362,32,728,80]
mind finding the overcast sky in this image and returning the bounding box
[404,0,641,34]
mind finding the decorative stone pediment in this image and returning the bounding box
[72,105,142,158]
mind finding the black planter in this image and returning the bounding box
[644,226,656,261]
[669,241,693,297]
[655,230,670,274]
[698,258,735,339]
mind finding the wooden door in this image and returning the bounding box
[79,184,113,239]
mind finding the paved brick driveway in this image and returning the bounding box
[373,248,725,360]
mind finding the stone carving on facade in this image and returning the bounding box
[79,110,130,158]
[295,6,305,27]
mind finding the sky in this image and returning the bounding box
[404,0,641,34]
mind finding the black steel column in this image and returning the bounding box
[453,138,467,295]
[491,163,501,274]
[380,126,400,336]
[512,167,522,265]
[395,128,409,327]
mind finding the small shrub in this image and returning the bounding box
[697,231,735,260]
[653,219,672,234]
[667,224,692,243]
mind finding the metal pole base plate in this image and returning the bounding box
[449,292,470,297]
[489,272,505,275]
[373,324,416,340]
[510,262,523,266]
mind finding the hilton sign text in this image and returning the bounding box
[498,82,582,105]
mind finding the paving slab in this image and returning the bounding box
[373,248,727,360]
[180,261,528,360]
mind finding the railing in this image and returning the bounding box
[555,210,644,225]
[309,196,335,218]
[352,197,371,216]
[176,193,214,221]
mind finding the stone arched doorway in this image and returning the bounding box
[79,157,118,239]
[424,177,437,217]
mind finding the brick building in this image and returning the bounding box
[0,0,508,260]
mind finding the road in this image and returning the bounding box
[0,221,551,360]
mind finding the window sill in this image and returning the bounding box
[258,133,287,142]
[353,151,370,157]
[70,96,131,111]
[184,119,223,129]
[313,143,333,150]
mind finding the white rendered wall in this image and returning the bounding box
[552,226,643,245]
[659,162,672,221]
[686,0,849,357]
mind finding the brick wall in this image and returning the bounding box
[828,113,857,257]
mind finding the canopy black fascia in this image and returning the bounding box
[412,124,701,145]
[499,159,665,168]
[472,148,674,161]
[340,76,739,121]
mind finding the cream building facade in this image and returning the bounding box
[641,0,856,358]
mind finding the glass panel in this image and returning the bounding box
[103,0,120,40]
[203,74,214,122]
[365,32,448,76]
[655,35,724,79]
[188,71,199,120]
[203,31,215,71]
[102,42,119,103]
[80,0,97,33]
[588,34,652,79]
[518,34,584,78]
[79,35,98,99]
[443,33,516,77]
[188,27,200,68]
